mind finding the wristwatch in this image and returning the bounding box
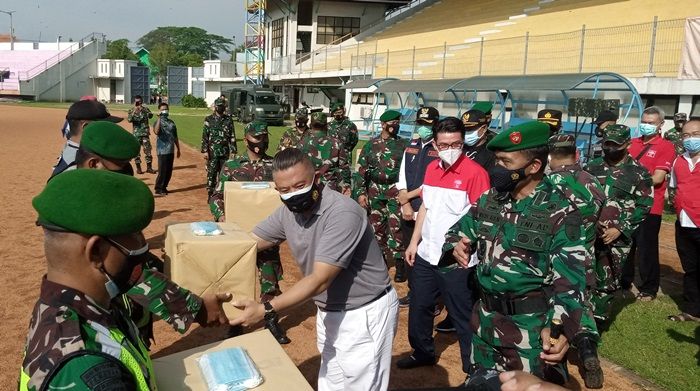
[263,301,277,319]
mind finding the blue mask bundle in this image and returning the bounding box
[198,347,263,391]
[190,222,223,236]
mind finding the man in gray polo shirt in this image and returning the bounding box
[230,148,398,391]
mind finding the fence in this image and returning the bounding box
[267,18,686,79]
[17,32,106,81]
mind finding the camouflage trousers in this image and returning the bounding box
[258,247,283,303]
[590,239,631,322]
[134,136,153,165]
[470,302,567,381]
[205,156,227,196]
[368,196,404,262]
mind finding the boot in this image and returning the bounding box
[146,163,157,174]
[136,163,144,175]
[394,259,407,282]
[264,312,291,344]
[575,334,604,389]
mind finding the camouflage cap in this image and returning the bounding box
[81,121,140,160]
[461,110,488,130]
[245,120,268,137]
[380,110,401,122]
[330,102,345,113]
[548,133,576,149]
[310,112,328,126]
[296,106,309,119]
[487,121,550,152]
[603,124,631,144]
[674,112,688,121]
[416,106,439,125]
[33,169,154,236]
[471,101,493,115]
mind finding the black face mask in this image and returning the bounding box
[280,182,321,213]
[334,114,344,121]
[595,126,605,138]
[602,145,627,162]
[488,163,529,193]
[111,163,134,176]
[247,140,269,155]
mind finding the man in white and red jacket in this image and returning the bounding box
[668,118,700,322]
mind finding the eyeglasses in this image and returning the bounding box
[435,142,463,151]
[104,236,149,257]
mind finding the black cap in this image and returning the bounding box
[593,110,618,125]
[461,110,488,130]
[416,106,439,125]
[66,100,123,123]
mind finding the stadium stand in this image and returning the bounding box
[0,50,60,93]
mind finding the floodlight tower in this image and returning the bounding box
[244,0,266,85]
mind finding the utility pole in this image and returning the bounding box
[0,10,15,50]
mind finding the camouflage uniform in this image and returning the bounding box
[352,133,408,263]
[444,177,597,379]
[664,117,685,211]
[209,154,284,302]
[20,270,202,391]
[277,126,308,152]
[299,113,351,193]
[328,117,359,157]
[585,154,653,321]
[127,106,154,166]
[201,112,237,196]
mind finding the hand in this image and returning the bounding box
[176,149,181,159]
[500,371,567,391]
[217,216,226,223]
[601,227,621,244]
[405,242,418,266]
[195,292,233,327]
[202,152,209,160]
[398,191,409,205]
[229,299,265,327]
[358,195,368,209]
[540,327,569,364]
[453,237,472,267]
[401,203,415,221]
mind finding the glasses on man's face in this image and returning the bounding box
[681,132,700,139]
[435,142,463,151]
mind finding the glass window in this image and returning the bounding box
[316,16,361,45]
[256,95,278,105]
[271,18,284,50]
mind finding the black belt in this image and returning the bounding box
[320,286,393,312]
[479,291,549,316]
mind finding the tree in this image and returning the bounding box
[103,39,138,61]
[137,27,233,60]
[149,42,179,82]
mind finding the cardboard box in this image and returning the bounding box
[152,330,313,391]
[224,182,282,232]
[164,223,257,318]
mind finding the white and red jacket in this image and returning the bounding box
[670,153,700,228]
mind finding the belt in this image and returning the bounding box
[320,286,393,312]
[479,291,549,316]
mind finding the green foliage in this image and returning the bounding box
[137,26,233,61]
[149,42,179,74]
[180,52,204,67]
[103,39,138,61]
[180,95,208,108]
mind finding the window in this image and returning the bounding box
[316,16,361,45]
[271,18,284,50]
[691,96,700,118]
[256,95,278,105]
[641,95,679,119]
[351,93,374,105]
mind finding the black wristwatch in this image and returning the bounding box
[263,301,277,319]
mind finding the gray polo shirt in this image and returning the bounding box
[253,186,390,311]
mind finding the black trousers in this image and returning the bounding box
[622,214,662,295]
[401,218,415,283]
[408,256,473,373]
[155,153,174,193]
[675,221,700,317]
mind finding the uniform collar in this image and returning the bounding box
[39,276,116,327]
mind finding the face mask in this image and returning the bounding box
[638,123,658,137]
[488,163,529,193]
[216,107,225,114]
[160,110,169,116]
[464,130,481,146]
[111,163,134,176]
[386,123,399,134]
[602,144,627,162]
[135,101,142,106]
[417,126,433,140]
[247,140,268,154]
[438,148,463,166]
[334,114,344,121]
[594,126,604,138]
[295,120,307,129]
[279,181,320,213]
[683,137,700,153]
[102,241,149,299]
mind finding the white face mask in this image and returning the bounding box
[438,148,463,166]
[279,183,313,201]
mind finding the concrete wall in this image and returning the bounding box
[0,42,78,51]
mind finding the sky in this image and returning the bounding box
[0,0,246,48]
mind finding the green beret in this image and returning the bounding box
[380,110,401,122]
[310,112,327,125]
[471,101,493,115]
[33,169,154,236]
[487,121,550,152]
[330,102,344,112]
[603,124,631,144]
[81,121,140,160]
[245,120,268,136]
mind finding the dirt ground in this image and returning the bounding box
[0,105,683,390]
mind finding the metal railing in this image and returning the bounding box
[268,18,686,79]
[18,32,105,80]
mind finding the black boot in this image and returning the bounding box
[146,163,157,174]
[136,163,144,175]
[264,312,291,344]
[394,259,407,282]
[575,334,604,389]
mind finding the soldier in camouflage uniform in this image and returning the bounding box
[585,125,653,325]
[328,102,359,157]
[21,169,232,391]
[277,107,310,152]
[447,121,597,385]
[298,112,351,194]
[353,110,408,271]
[126,95,156,174]
[665,113,687,212]
[209,121,290,344]
[201,99,237,197]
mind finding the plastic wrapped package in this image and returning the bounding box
[197,347,264,391]
[190,221,224,236]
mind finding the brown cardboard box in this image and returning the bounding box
[224,182,282,232]
[152,330,313,390]
[164,223,257,318]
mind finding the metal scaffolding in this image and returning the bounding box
[244,0,266,85]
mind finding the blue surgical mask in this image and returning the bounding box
[464,130,481,146]
[417,126,433,140]
[683,137,700,153]
[638,123,658,137]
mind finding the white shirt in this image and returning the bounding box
[670,152,700,228]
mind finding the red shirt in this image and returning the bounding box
[629,135,676,215]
